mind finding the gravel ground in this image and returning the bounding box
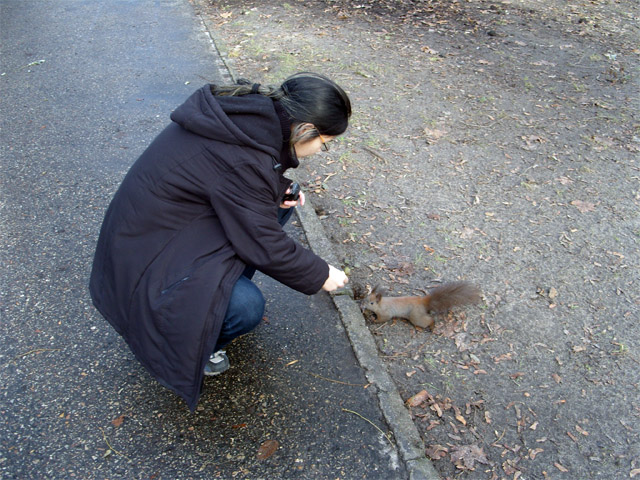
[197,0,640,477]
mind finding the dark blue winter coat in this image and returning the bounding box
[89,85,329,410]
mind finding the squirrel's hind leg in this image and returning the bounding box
[408,312,434,330]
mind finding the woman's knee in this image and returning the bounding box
[243,287,265,328]
[229,276,265,328]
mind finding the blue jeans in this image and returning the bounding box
[214,207,294,351]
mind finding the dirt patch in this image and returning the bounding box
[196,0,639,477]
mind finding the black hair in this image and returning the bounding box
[211,72,352,143]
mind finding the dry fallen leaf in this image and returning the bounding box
[567,431,579,442]
[529,447,544,460]
[494,352,513,363]
[521,134,546,150]
[630,468,640,478]
[460,227,475,239]
[575,425,589,436]
[555,462,569,473]
[421,46,439,55]
[571,200,596,213]
[450,444,489,469]
[557,175,573,185]
[454,332,472,351]
[257,439,279,460]
[426,419,440,431]
[532,60,556,67]
[425,444,448,460]
[423,127,447,144]
[112,415,125,428]
[503,459,519,475]
[452,405,467,426]
[407,390,430,407]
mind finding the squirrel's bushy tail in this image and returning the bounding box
[427,281,481,312]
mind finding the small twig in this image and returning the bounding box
[307,372,367,387]
[459,119,501,129]
[342,408,393,446]
[399,340,431,357]
[372,322,389,332]
[380,352,409,359]
[198,459,214,472]
[4,348,61,367]
[579,115,619,123]
[361,145,389,164]
[98,427,131,461]
[15,348,61,358]
[19,59,46,69]
[459,112,507,130]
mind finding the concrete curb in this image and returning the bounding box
[294,198,440,480]
[194,7,440,479]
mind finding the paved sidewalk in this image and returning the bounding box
[0,0,436,478]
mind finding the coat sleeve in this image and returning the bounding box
[208,163,329,295]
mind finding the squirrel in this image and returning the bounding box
[361,281,481,329]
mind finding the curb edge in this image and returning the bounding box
[295,197,441,480]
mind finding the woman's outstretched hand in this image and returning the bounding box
[322,264,349,292]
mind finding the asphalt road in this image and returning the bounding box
[0,0,406,478]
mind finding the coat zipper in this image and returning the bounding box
[161,276,190,295]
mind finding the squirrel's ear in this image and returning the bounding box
[372,284,384,301]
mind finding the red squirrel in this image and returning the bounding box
[361,281,481,329]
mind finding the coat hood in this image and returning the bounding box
[170,85,283,159]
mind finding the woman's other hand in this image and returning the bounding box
[322,265,348,292]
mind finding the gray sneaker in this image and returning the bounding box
[204,350,230,376]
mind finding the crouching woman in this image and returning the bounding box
[89,73,351,410]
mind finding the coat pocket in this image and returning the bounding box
[160,275,191,296]
[153,272,199,338]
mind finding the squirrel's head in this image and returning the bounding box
[360,285,384,313]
